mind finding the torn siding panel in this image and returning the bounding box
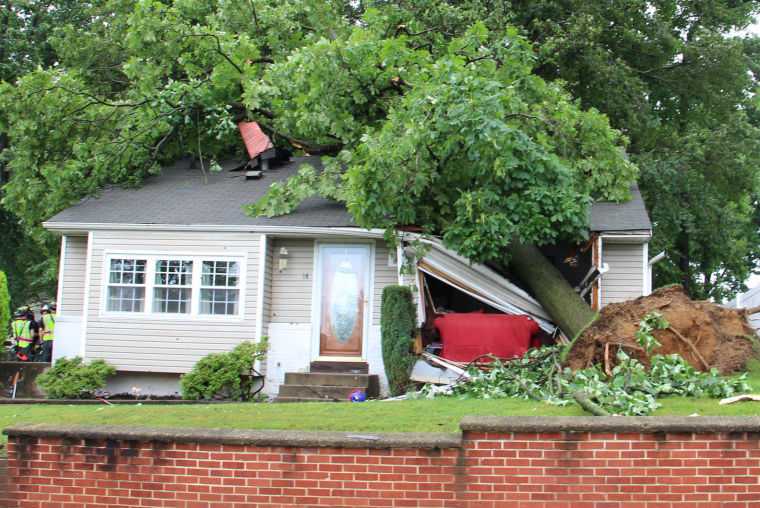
[410,243,553,331]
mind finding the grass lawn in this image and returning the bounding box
[1,371,759,453]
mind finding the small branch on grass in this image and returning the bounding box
[668,326,710,371]
[573,392,611,416]
[499,366,542,402]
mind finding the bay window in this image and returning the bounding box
[105,255,243,318]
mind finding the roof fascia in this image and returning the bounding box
[599,232,651,243]
[42,222,386,239]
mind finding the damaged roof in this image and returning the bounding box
[45,157,651,234]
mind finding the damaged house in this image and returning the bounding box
[43,147,652,399]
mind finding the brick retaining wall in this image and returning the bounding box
[3,416,760,507]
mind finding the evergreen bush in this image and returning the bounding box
[180,339,268,401]
[0,271,9,340]
[381,285,418,396]
[37,356,116,399]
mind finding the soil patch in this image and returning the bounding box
[563,285,758,374]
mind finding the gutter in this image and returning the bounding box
[646,251,666,295]
[42,222,387,239]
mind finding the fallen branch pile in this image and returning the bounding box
[420,310,752,415]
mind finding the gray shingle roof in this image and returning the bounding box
[588,183,651,233]
[46,156,355,229]
[46,157,650,233]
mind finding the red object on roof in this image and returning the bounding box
[434,313,540,362]
[238,121,274,159]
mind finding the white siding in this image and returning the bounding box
[725,285,760,330]
[600,242,645,306]
[264,322,312,396]
[269,238,314,324]
[373,242,399,326]
[59,235,88,316]
[84,231,261,373]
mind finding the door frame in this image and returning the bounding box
[310,240,374,363]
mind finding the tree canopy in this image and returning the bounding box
[1,0,759,304]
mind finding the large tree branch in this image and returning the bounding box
[256,121,343,155]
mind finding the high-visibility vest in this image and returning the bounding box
[11,319,32,347]
[41,313,55,341]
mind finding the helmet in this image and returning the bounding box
[50,301,56,312]
[14,305,31,319]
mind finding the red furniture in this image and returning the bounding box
[434,313,541,362]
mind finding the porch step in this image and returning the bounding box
[274,372,379,403]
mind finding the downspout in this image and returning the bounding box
[56,236,67,314]
[255,234,267,342]
[593,236,603,310]
[642,242,649,296]
[647,251,666,295]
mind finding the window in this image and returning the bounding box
[107,259,146,312]
[153,260,193,314]
[105,255,243,318]
[200,261,240,315]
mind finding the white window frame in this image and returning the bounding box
[102,253,246,320]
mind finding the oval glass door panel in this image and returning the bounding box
[330,260,359,344]
[319,246,367,357]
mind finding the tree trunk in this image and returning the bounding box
[676,227,691,297]
[505,241,596,340]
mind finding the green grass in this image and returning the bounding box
[0,370,758,453]
[0,397,584,437]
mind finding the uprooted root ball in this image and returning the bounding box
[563,285,758,375]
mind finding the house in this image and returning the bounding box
[43,156,652,398]
[725,285,760,330]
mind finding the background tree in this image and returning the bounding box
[501,0,760,299]
[0,0,94,304]
[0,270,10,337]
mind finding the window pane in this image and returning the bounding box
[155,260,192,285]
[107,286,145,312]
[107,258,146,312]
[200,288,239,315]
[153,288,191,314]
[201,261,239,287]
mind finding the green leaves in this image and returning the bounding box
[634,311,668,355]
[37,356,116,399]
[436,344,750,416]
[180,339,269,401]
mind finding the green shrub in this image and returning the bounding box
[37,356,116,399]
[0,271,9,340]
[180,339,268,401]
[381,285,418,396]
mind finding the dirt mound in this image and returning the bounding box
[563,285,758,375]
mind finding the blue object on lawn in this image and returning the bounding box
[348,390,366,402]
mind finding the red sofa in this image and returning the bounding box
[434,313,541,362]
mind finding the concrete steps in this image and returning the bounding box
[274,372,379,403]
